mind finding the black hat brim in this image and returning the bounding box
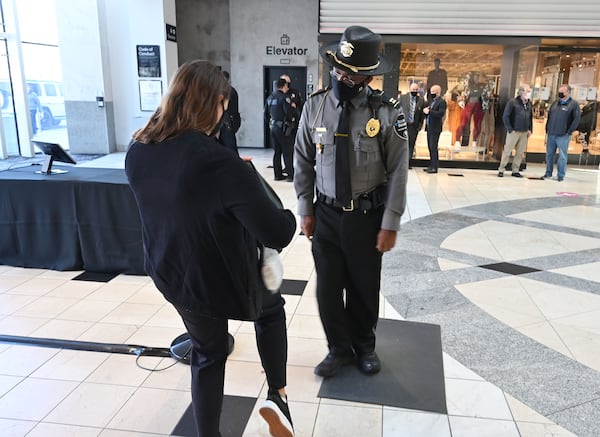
[319,43,391,76]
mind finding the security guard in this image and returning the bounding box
[294,26,408,377]
[266,78,297,181]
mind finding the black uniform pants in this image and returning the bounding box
[312,201,384,356]
[177,290,288,437]
[269,124,294,178]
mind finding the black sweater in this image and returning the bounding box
[125,131,296,320]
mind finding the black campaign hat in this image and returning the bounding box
[319,26,390,76]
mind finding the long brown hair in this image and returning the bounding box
[134,60,230,143]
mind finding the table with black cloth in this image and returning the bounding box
[0,165,145,274]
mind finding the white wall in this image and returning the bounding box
[230,0,319,148]
[104,0,178,149]
[55,0,105,103]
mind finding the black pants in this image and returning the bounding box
[178,290,288,437]
[407,123,419,161]
[312,201,383,356]
[427,130,441,170]
[269,124,294,178]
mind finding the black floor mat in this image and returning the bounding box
[318,318,447,414]
[280,279,307,295]
[72,271,119,282]
[172,395,257,437]
[480,262,541,275]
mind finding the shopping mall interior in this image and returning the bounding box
[1,1,600,437]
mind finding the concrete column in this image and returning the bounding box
[383,43,401,100]
[54,0,114,154]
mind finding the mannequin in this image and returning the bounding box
[455,72,493,147]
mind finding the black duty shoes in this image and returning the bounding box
[511,172,523,178]
[259,390,294,437]
[357,351,381,375]
[314,351,355,377]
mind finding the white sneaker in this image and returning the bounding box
[259,390,294,437]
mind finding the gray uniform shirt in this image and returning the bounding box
[294,86,409,231]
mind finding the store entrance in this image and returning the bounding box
[525,48,600,165]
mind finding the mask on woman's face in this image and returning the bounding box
[209,102,226,137]
[331,75,366,101]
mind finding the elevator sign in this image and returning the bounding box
[266,34,308,57]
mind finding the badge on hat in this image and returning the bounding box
[366,118,380,137]
[340,41,354,58]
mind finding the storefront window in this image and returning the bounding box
[529,49,599,162]
[399,43,503,164]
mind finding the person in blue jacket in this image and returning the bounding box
[543,84,581,181]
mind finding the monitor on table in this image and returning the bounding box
[32,141,77,174]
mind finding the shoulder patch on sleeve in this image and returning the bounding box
[394,111,408,140]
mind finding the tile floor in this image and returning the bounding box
[1,149,599,437]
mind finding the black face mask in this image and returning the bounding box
[558,92,565,99]
[430,93,437,99]
[410,91,418,97]
[331,75,366,101]
[210,102,226,137]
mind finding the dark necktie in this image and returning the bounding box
[335,101,351,207]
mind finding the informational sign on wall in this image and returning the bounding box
[137,45,161,78]
[166,24,177,42]
[139,79,162,111]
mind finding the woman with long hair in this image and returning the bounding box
[126,60,296,437]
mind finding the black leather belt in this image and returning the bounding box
[317,185,386,212]
[270,120,284,127]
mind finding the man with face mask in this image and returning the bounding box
[543,84,581,181]
[497,85,533,178]
[266,78,297,181]
[400,82,425,167]
[294,25,409,377]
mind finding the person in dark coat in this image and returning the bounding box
[543,84,581,181]
[423,84,447,173]
[126,60,296,437]
[265,78,297,181]
[218,71,241,154]
[400,81,426,166]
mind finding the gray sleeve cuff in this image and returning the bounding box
[297,197,315,217]
[381,208,401,231]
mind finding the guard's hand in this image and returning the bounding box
[301,215,315,240]
[241,156,253,161]
[376,229,397,253]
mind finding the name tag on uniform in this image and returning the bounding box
[314,127,327,154]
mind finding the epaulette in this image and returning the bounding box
[368,89,401,110]
[308,87,330,99]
